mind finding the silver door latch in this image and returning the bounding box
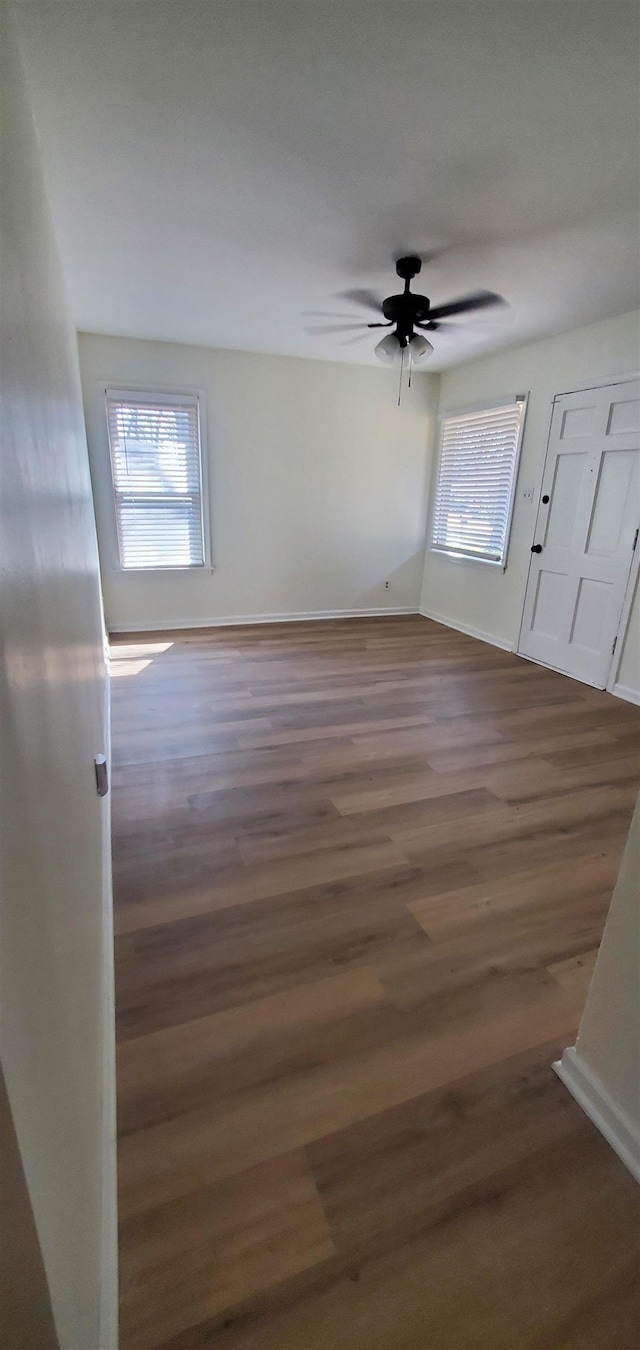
[94,755,109,797]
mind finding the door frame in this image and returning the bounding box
[606,536,640,698]
[516,371,640,692]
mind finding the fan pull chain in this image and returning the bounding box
[398,345,405,406]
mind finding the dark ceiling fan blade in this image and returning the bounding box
[427,290,505,321]
[335,288,385,315]
[339,331,371,346]
[302,310,366,319]
[416,316,504,334]
[304,322,372,336]
[415,320,459,332]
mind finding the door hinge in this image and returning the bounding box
[94,754,109,797]
[611,636,617,657]
[633,527,639,552]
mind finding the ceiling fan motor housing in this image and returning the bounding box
[386,292,429,334]
[382,293,430,324]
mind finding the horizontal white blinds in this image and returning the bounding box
[431,400,525,564]
[106,393,205,569]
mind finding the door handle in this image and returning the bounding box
[531,544,542,554]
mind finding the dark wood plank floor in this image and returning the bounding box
[111,615,640,1350]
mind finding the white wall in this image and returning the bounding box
[616,571,640,702]
[555,795,640,1180]
[576,794,640,1128]
[0,8,117,1348]
[78,333,437,631]
[420,310,640,694]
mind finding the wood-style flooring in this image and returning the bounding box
[111,616,640,1350]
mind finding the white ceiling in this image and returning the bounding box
[15,1,640,369]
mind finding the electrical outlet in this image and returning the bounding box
[384,581,389,589]
[522,487,534,502]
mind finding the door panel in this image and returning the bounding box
[607,392,640,435]
[560,399,599,438]
[570,577,610,651]
[530,569,567,640]
[519,379,640,688]
[544,451,588,548]
[586,449,636,555]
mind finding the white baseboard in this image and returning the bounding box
[612,682,640,707]
[553,1047,640,1184]
[418,606,514,652]
[108,606,418,634]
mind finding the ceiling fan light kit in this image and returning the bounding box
[374,331,402,364]
[407,332,433,364]
[374,330,432,366]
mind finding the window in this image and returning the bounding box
[430,395,527,566]
[106,389,206,570]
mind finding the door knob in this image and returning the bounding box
[531,544,542,554]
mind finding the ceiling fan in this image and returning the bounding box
[305,256,505,365]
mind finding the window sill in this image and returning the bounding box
[428,547,506,572]
[111,563,215,574]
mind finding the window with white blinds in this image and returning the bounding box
[430,396,527,565]
[106,390,206,570]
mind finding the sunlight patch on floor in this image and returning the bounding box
[109,641,174,677]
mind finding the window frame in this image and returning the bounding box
[427,392,529,571]
[104,385,211,573]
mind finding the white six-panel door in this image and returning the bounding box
[519,379,639,688]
